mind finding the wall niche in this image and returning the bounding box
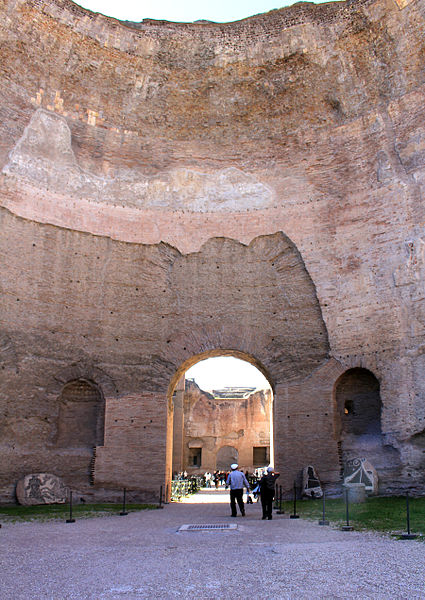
[55,379,104,449]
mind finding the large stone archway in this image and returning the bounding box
[89,231,334,496]
[170,353,274,477]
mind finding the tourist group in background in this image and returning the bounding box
[204,470,227,488]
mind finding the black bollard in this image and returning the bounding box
[274,484,279,510]
[164,484,169,505]
[401,491,417,540]
[157,485,164,509]
[318,489,329,526]
[290,482,299,519]
[276,485,284,514]
[66,490,75,523]
[119,487,128,516]
[341,488,353,531]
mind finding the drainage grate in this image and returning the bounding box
[179,523,237,531]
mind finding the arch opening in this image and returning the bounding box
[169,353,274,482]
[336,368,381,438]
[334,368,401,490]
[55,379,105,448]
[54,378,105,486]
[216,446,239,470]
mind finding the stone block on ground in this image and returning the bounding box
[302,465,323,498]
[343,482,366,503]
[16,473,68,505]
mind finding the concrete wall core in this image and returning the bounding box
[1,0,425,500]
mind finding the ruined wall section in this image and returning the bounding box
[0,0,425,493]
[0,210,328,388]
[0,0,424,387]
[0,209,328,498]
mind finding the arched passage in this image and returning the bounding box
[168,348,275,402]
[91,231,332,499]
[168,351,274,482]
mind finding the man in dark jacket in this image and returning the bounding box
[260,466,280,520]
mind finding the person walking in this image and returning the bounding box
[260,466,280,520]
[226,463,250,517]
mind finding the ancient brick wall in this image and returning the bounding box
[1,0,425,500]
[178,380,272,474]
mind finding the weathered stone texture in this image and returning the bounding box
[1,0,425,499]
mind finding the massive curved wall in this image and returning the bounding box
[1,0,425,500]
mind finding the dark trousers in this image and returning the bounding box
[230,489,245,516]
[261,492,274,518]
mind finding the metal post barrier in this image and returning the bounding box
[164,484,169,505]
[157,485,164,509]
[401,491,417,540]
[341,488,353,531]
[119,488,128,516]
[290,482,299,519]
[66,490,75,523]
[276,485,284,514]
[318,489,329,526]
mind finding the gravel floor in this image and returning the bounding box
[1,489,424,600]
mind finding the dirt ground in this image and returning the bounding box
[1,489,424,599]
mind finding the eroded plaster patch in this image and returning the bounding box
[394,238,425,289]
[3,109,274,213]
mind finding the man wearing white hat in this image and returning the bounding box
[226,464,250,517]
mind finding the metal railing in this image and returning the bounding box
[170,477,202,501]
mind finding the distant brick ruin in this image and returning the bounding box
[1,0,425,502]
[173,379,272,475]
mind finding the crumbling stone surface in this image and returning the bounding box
[0,0,425,500]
